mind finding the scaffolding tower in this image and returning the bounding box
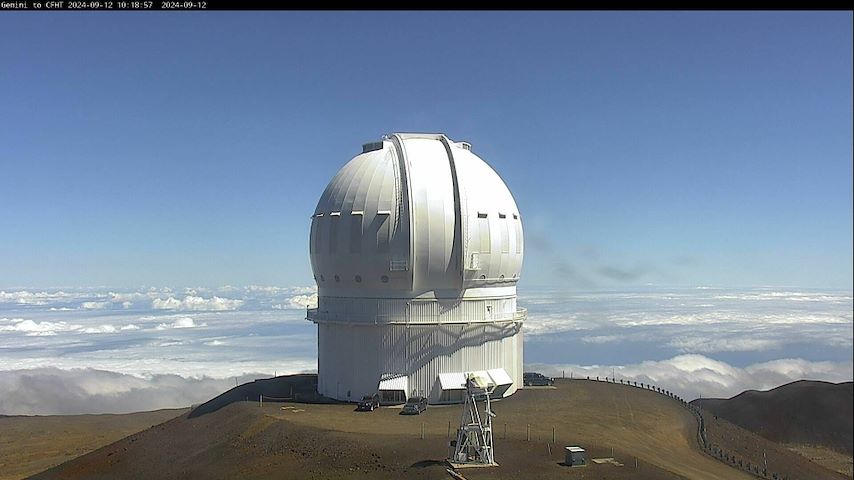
[449,373,498,467]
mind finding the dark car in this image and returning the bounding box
[356,394,381,411]
[400,395,427,415]
[523,372,555,386]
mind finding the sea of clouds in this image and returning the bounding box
[0,285,850,414]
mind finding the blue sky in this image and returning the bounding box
[1,12,851,289]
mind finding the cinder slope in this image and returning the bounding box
[31,379,764,480]
[0,409,186,480]
[693,380,853,455]
[700,411,851,479]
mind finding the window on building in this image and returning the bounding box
[376,211,390,253]
[311,214,323,254]
[477,212,490,253]
[501,217,509,254]
[329,213,340,254]
[349,212,363,254]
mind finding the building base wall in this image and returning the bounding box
[316,321,523,404]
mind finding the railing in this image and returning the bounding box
[306,307,527,325]
[585,376,780,479]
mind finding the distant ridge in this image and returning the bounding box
[693,380,853,455]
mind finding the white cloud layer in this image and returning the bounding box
[529,354,853,400]
[522,287,852,354]
[80,301,110,310]
[274,293,318,310]
[0,286,318,313]
[0,290,76,305]
[0,368,268,415]
[0,286,849,414]
[0,318,80,336]
[80,324,119,334]
[0,317,136,336]
[0,356,848,415]
[152,295,244,311]
[667,336,782,353]
[155,316,206,330]
[581,335,621,344]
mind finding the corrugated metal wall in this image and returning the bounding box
[316,319,524,404]
[314,296,520,324]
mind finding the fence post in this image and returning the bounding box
[447,421,450,439]
[526,424,530,441]
[552,426,556,444]
[259,394,263,407]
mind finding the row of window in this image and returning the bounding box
[314,273,518,284]
[316,274,389,283]
[309,211,522,256]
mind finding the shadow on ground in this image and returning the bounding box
[410,459,447,468]
[189,374,332,418]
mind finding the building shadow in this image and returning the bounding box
[188,374,334,418]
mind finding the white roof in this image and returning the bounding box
[377,374,408,392]
[487,368,513,387]
[310,133,523,298]
[566,446,585,453]
[439,370,510,391]
[438,372,468,390]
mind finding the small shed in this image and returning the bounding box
[377,374,408,405]
[565,446,586,466]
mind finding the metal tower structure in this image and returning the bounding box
[450,374,497,467]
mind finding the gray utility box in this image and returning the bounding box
[565,446,586,466]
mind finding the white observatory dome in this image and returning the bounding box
[310,133,523,297]
[307,133,525,404]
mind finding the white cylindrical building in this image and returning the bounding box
[307,133,525,404]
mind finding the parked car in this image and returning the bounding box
[400,395,427,415]
[523,372,555,386]
[356,394,381,411]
